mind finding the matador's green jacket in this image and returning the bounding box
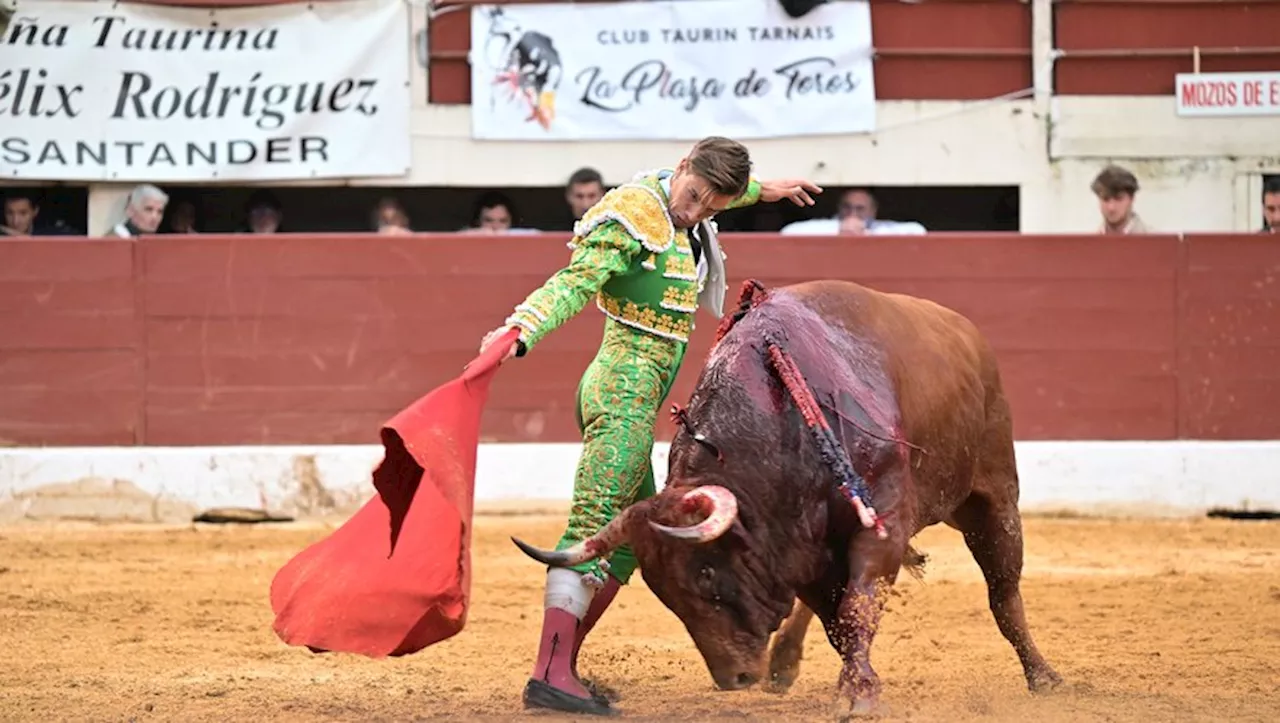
[501,169,761,585]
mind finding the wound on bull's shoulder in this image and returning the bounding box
[670,403,725,463]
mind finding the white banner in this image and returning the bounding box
[1175,72,1280,117]
[0,0,411,182]
[469,0,875,141]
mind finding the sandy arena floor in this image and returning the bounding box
[1,514,1277,722]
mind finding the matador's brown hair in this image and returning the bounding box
[686,136,753,199]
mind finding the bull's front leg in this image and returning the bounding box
[822,531,905,719]
[766,598,815,693]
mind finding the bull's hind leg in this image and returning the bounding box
[951,492,1062,693]
[766,598,816,693]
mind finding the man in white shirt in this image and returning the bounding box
[780,188,926,236]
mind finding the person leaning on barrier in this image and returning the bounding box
[1261,176,1279,234]
[461,191,541,234]
[371,197,412,235]
[565,167,607,226]
[1092,165,1150,235]
[2,190,42,237]
[780,188,926,236]
[104,184,168,238]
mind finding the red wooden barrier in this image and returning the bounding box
[0,240,142,445]
[2,233,1277,446]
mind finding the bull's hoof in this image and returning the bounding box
[766,639,805,694]
[1028,666,1064,694]
[834,671,884,720]
[765,665,800,695]
[832,694,883,721]
[765,642,802,693]
[522,679,618,717]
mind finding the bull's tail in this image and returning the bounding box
[903,544,928,581]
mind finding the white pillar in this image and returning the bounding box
[1031,0,1055,113]
[1020,0,1056,233]
[1236,172,1262,232]
[87,184,131,237]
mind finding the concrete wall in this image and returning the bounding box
[3,442,1277,524]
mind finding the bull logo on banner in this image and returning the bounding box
[0,2,13,39]
[479,7,562,130]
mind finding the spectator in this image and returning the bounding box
[1261,176,1279,234]
[780,188,926,236]
[2,190,41,236]
[104,184,168,238]
[371,197,412,235]
[164,198,200,234]
[462,191,539,234]
[1091,165,1150,234]
[565,167,606,223]
[241,190,284,234]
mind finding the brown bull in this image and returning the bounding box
[514,280,1062,717]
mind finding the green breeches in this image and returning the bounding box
[555,318,686,585]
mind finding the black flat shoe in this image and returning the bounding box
[522,678,618,716]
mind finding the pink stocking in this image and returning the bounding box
[571,576,621,679]
[530,607,591,699]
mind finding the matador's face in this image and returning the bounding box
[668,160,735,229]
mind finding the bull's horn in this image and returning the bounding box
[650,485,739,543]
[511,509,632,567]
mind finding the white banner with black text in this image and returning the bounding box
[469,0,876,141]
[0,0,410,182]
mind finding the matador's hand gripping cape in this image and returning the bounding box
[268,328,521,658]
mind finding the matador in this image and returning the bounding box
[477,136,822,716]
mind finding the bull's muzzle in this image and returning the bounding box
[510,485,741,567]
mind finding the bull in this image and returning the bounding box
[513,279,1063,717]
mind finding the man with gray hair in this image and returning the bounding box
[104,184,168,238]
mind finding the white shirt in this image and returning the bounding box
[780,217,927,236]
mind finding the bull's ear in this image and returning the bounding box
[724,516,753,549]
[620,496,659,535]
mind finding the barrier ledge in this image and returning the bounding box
[1,442,1277,524]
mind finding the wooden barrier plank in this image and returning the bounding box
[0,239,134,280]
[0,240,141,445]
[143,409,405,446]
[1178,235,1280,438]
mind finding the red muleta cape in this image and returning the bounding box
[268,329,520,658]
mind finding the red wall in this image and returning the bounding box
[2,233,1278,447]
[1055,0,1280,95]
